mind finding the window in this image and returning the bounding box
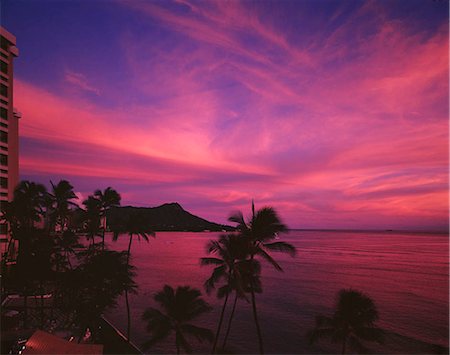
[0,130,7,144]
[0,223,7,235]
[0,169,6,174]
[0,107,6,120]
[0,61,7,75]
[0,154,7,166]
[0,84,7,98]
[0,37,8,51]
[0,177,7,189]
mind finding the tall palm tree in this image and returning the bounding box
[221,258,262,351]
[228,201,296,354]
[82,196,102,250]
[93,187,121,250]
[112,212,155,341]
[47,180,78,233]
[142,285,213,354]
[200,234,248,353]
[308,289,384,354]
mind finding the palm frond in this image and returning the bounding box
[142,327,171,351]
[200,257,224,266]
[263,241,296,257]
[255,247,283,271]
[228,211,246,227]
[180,323,214,343]
[204,265,227,294]
[142,308,171,331]
[206,240,223,254]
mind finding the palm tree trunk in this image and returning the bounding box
[102,215,106,251]
[250,283,264,354]
[126,290,131,342]
[222,291,238,349]
[211,287,230,353]
[249,251,264,355]
[126,233,132,265]
[126,233,133,342]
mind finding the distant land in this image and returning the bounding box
[107,202,234,232]
[104,203,448,234]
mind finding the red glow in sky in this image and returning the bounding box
[3,0,449,230]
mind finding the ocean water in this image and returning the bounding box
[105,230,449,354]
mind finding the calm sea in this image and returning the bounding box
[105,230,449,354]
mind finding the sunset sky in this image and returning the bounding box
[2,0,448,230]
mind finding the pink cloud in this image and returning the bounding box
[18,1,448,229]
[64,70,101,95]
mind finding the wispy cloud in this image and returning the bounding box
[64,70,100,95]
[16,0,449,229]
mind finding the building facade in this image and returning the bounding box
[0,27,20,253]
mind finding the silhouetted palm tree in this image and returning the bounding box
[142,285,213,354]
[0,200,21,261]
[112,212,155,341]
[47,180,78,232]
[308,289,384,354]
[93,187,121,250]
[112,212,155,264]
[228,201,295,354]
[11,180,47,229]
[200,234,248,353]
[221,258,262,351]
[82,196,102,249]
[2,181,47,272]
[55,230,82,269]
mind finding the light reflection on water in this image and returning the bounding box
[105,230,449,354]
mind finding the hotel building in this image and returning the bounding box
[0,27,20,253]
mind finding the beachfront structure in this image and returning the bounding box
[0,27,20,254]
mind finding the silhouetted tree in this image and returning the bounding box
[142,285,213,354]
[308,289,384,354]
[61,250,137,342]
[54,230,82,270]
[228,201,295,354]
[93,187,121,250]
[221,258,262,351]
[9,180,47,230]
[200,234,248,353]
[112,212,155,341]
[47,180,78,232]
[82,196,102,250]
